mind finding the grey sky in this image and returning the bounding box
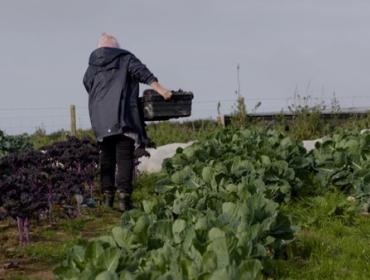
[1,0,370,134]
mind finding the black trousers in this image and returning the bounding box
[98,134,135,194]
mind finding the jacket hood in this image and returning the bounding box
[89,47,130,67]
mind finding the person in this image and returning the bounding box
[83,33,172,211]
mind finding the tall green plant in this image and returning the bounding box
[231,94,247,127]
[286,94,335,140]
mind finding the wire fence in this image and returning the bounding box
[1,95,369,135]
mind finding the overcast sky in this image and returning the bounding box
[1,0,370,134]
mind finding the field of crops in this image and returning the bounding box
[36,127,369,280]
[1,124,370,279]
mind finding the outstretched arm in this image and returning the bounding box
[128,55,172,100]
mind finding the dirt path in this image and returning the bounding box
[0,208,121,280]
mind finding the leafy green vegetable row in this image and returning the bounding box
[311,130,370,210]
[55,129,304,279]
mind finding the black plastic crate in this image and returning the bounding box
[140,89,194,121]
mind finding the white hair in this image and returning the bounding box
[97,32,120,48]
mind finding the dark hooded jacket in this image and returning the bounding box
[83,47,157,144]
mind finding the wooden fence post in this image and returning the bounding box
[217,114,231,127]
[70,105,77,136]
[217,115,225,127]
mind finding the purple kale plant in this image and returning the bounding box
[0,137,99,245]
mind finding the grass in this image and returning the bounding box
[141,120,219,146]
[0,206,121,279]
[268,191,370,279]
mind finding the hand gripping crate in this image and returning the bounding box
[140,89,194,121]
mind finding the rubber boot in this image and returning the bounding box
[118,192,133,212]
[104,191,115,208]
